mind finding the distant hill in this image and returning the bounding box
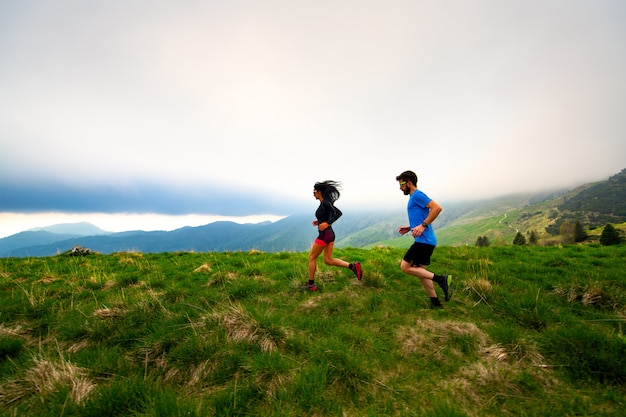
[2,169,624,256]
[28,221,109,236]
[0,212,407,257]
[0,231,82,256]
[0,222,110,257]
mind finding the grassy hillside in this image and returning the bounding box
[370,170,626,248]
[558,168,626,222]
[364,194,554,248]
[1,245,625,416]
[417,198,626,248]
[432,170,626,247]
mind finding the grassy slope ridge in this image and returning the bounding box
[1,245,625,416]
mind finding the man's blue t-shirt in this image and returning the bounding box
[407,190,437,246]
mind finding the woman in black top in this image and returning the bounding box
[302,180,363,291]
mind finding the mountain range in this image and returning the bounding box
[2,169,625,257]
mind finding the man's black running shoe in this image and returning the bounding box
[439,275,453,301]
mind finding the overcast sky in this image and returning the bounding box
[1,0,625,238]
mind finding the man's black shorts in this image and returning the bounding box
[403,242,435,266]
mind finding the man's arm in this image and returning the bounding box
[422,200,442,226]
[411,199,442,237]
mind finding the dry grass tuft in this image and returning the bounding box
[481,344,509,362]
[206,271,237,287]
[117,252,143,265]
[458,361,518,392]
[554,284,584,303]
[93,307,126,319]
[0,324,28,337]
[299,298,320,310]
[582,286,605,306]
[296,293,338,312]
[450,341,555,408]
[421,324,554,414]
[66,339,91,354]
[397,319,487,360]
[37,276,56,284]
[101,280,117,291]
[214,304,282,352]
[0,354,95,406]
[554,282,613,307]
[129,280,148,289]
[163,359,220,395]
[505,339,545,366]
[465,277,493,304]
[194,263,212,273]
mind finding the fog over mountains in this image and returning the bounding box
[2,169,625,257]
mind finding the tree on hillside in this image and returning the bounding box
[513,232,526,245]
[600,223,622,246]
[574,220,587,243]
[528,230,538,245]
[560,220,575,244]
[476,236,490,247]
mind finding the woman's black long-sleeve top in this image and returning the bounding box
[315,199,342,226]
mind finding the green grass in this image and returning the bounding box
[0,245,625,416]
[441,210,527,246]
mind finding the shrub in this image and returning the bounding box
[600,223,622,246]
[513,232,526,245]
[574,220,588,242]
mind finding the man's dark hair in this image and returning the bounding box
[396,170,418,186]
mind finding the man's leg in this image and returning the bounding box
[400,260,437,297]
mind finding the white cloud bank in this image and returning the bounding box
[1,0,625,237]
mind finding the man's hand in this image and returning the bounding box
[411,224,426,237]
[398,226,411,235]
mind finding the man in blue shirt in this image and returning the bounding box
[396,170,452,309]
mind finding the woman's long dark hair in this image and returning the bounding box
[314,180,341,203]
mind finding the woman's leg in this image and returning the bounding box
[322,242,350,268]
[308,243,326,279]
